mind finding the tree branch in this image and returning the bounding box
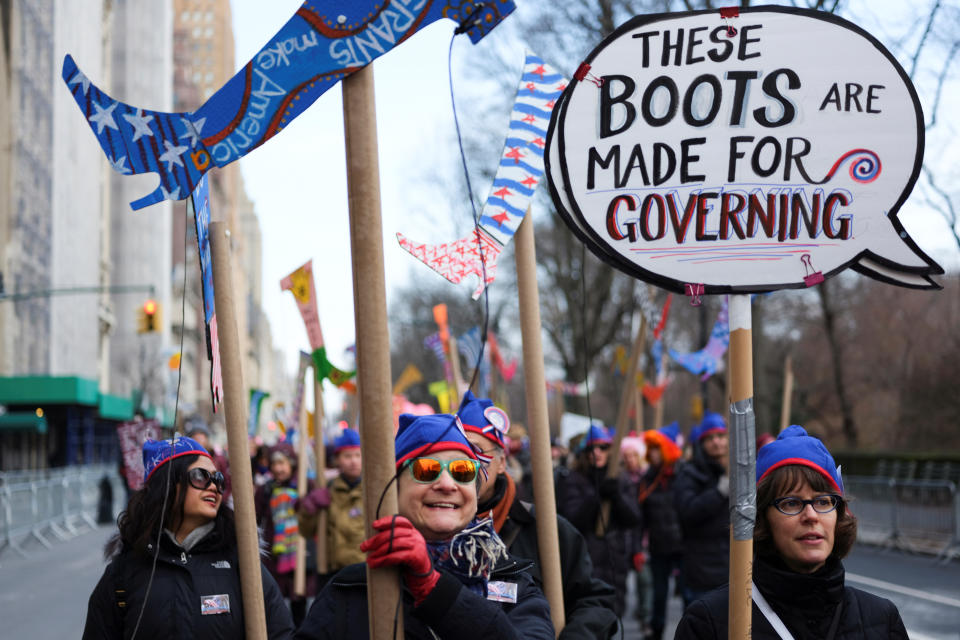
[909,0,941,79]
[925,39,960,130]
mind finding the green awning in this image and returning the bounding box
[98,393,134,421]
[0,376,99,406]
[0,412,48,434]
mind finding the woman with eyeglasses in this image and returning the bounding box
[555,423,642,618]
[295,413,554,639]
[674,426,907,639]
[82,436,294,639]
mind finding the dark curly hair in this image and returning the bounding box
[105,453,235,559]
[754,464,857,562]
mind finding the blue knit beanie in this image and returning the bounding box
[756,425,843,493]
[142,436,211,484]
[691,410,727,442]
[395,413,478,469]
[457,390,509,449]
[333,428,361,453]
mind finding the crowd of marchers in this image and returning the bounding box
[81,392,908,639]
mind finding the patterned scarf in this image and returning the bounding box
[269,485,299,574]
[426,517,507,597]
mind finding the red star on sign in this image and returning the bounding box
[521,175,538,187]
[545,100,555,109]
[493,187,512,198]
[525,82,537,93]
[531,137,545,148]
[505,147,525,164]
[522,113,537,124]
[556,83,566,91]
[491,211,510,227]
[532,65,546,79]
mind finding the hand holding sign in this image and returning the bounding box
[546,7,942,293]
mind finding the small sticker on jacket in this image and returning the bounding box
[486,580,518,603]
[201,594,230,615]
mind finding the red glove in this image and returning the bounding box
[360,515,440,605]
[632,552,646,572]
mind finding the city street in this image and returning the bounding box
[2,525,959,638]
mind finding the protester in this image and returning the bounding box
[675,425,909,638]
[82,436,293,639]
[619,434,652,634]
[638,423,685,640]
[673,411,730,607]
[254,442,315,626]
[556,423,642,617]
[252,442,272,487]
[458,391,619,639]
[297,428,365,582]
[296,413,555,639]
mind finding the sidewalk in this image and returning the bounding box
[0,524,115,638]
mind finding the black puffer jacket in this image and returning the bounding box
[555,464,641,617]
[672,444,729,591]
[82,526,293,639]
[674,555,908,639]
[639,462,684,556]
[295,555,555,639]
[501,495,618,639]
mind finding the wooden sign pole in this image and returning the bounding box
[314,374,329,574]
[341,64,403,638]
[209,222,267,640]
[778,354,793,433]
[294,368,308,597]
[633,384,644,433]
[597,314,647,536]
[514,214,566,635]
[727,294,756,640]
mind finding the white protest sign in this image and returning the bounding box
[545,7,942,293]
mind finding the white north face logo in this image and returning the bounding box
[211,560,231,569]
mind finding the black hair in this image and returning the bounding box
[105,453,236,558]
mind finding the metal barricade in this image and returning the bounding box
[0,464,125,558]
[846,476,959,562]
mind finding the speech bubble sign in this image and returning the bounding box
[545,7,943,293]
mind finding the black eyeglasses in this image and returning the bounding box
[772,494,841,516]
[187,467,225,493]
[589,444,611,452]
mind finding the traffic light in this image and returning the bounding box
[138,299,161,333]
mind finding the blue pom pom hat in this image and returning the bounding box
[142,436,211,484]
[395,413,479,469]
[457,390,509,450]
[756,425,843,493]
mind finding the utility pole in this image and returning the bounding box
[97,0,115,392]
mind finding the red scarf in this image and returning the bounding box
[478,473,516,533]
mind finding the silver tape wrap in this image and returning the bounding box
[730,398,757,540]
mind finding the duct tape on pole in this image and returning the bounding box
[314,374,329,574]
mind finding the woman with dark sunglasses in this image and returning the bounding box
[296,414,554,639]
[82,436,294,639]
[675,426,907,639]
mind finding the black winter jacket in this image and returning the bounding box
[555,464,641,617]
[639,463,684,557]
[294,555,555,639]
[500,495,618,639]
[672,446,729,591]
[674,555,908,639]
[82,528,294,640]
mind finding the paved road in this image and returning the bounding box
[2,527,959,638]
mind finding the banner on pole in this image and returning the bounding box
[188,175,223,410]
[545,6,942,294]
[62,1,516,210]
[116,418,161,490]
[398,50,566,298]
